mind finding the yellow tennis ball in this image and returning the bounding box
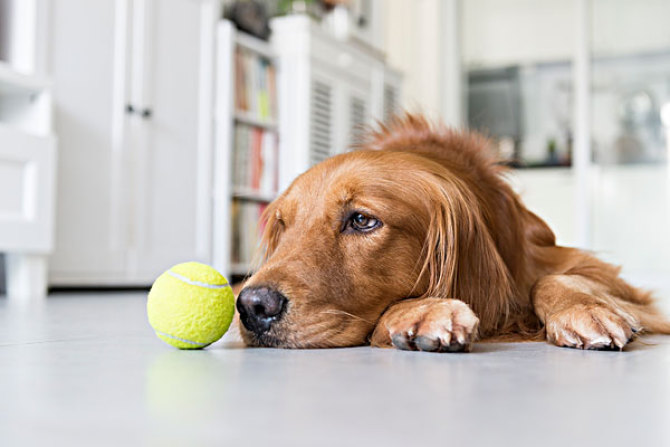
[147,262,235,349]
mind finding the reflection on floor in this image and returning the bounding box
[1,293,669,447]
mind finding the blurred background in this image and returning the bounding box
[0,0,669,302]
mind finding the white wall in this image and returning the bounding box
[592,0,670,58]
[463,0,574,68]
[382,0,442,119]
[462,0,670,69]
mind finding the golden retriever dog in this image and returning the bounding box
[236,114,670,352]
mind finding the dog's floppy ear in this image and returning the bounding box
[254,200,284,269]
[417,172,515,333]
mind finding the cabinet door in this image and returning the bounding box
[49,0,131,284]
[130,0,217,280]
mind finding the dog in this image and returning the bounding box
[236,114,670,352]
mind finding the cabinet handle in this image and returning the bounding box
[125,104,152,119]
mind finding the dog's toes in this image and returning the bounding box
[546,304,639,351]
[384,298,479,353]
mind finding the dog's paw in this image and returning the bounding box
[375,298,479,353]
[546,303,640,350]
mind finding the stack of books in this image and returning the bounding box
[232,123,278,195]
[231,200,267,267]
[234,48,277,122]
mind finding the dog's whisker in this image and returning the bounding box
[292,323,340,347]
[319,309,374,325]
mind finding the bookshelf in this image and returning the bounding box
[214,21,280,280]
[232,186,277,203]
[234,110,278,130]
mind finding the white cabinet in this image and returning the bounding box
[49,0,221,286]
[0,123,56,299]
[271,15,402,191]
[0,0,56,300]
[0,125,56,252]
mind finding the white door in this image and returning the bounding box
[130,0,216,280]
[49,0,132,284]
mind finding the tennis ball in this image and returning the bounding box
[147,262,235,349]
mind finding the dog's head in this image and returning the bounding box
[237,117,530,348]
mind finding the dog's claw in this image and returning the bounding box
[443,341,469,352]
[414,335,440,352]
[391,333,414,351]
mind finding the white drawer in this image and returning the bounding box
[0,124,56,252]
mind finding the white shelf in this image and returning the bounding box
[234,111,278,130]
[0,61,50,96]
[232,187,276,203]
[235,32,275,59]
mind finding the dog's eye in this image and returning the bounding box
[348,212,381,233]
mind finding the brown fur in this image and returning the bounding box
[238,113,670,351]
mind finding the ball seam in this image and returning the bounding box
[166,270,229,289]
[154,329,210,346]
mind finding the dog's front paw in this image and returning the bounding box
[546,303,640,350]
[372,298,480,353]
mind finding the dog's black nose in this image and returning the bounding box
[237,286,287,334]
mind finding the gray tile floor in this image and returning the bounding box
[1,292,670,447]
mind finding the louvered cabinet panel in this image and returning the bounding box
[349,94,367,147]
[383,83,398,122]
[383,68,402,123]
[309,79,334,166]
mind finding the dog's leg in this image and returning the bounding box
[532,274,645,350]
[370,297,480,352]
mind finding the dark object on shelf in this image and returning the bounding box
[320,0,349,11]
[225,1,271,40]
[468,67,523,162]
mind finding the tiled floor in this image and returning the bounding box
[1,292,670,446]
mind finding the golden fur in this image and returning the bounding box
[238,114,670,351]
